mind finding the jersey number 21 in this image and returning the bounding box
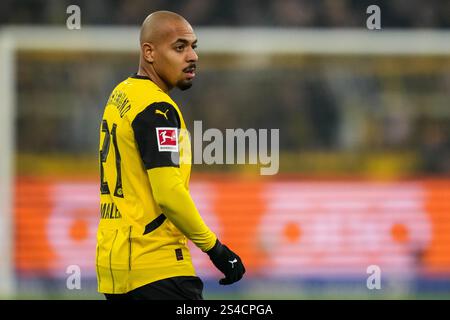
[99,119,124,198]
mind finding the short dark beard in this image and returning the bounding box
[176,79,193,91]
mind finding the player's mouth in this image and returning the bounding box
[183,65,196,79]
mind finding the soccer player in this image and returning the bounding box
[96,11,245,300]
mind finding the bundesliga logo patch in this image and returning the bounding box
[156,127,178,152]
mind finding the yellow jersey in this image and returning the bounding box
[96,74,217,294]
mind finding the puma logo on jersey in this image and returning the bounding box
[229,258,238,268]
[155,109,169,120]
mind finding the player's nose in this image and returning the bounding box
[186,46,198,63]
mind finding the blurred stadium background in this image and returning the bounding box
[0,0,449,299]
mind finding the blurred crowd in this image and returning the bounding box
[15,52,450,175]
[0,0,449,28]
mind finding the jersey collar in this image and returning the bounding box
[130,73,152,80]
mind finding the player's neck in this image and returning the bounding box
[137,65,171,94]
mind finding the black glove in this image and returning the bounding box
[206,239,245,285]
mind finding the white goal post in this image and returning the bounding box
[0,26,449,297]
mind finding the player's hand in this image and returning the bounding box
[206,239,245,285]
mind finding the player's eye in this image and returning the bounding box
[175,44,185,52]
[192,44,197,50]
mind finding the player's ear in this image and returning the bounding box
[142,42,155,63]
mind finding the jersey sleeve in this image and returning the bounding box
[131,102,180,170]
[148,167,218,252]
[133,101,217,252]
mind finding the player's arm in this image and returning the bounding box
[132,101,216,250]
[148,167,245,285]
[148,167,216,250]
[132,102,245,284]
